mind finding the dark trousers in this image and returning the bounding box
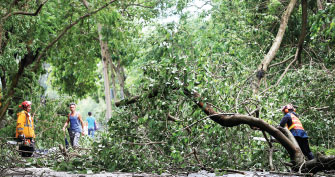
[295,136,314,160]
[17,138,35,157]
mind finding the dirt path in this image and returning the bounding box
[3,168,327,177]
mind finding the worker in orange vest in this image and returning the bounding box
[279,104,314,160]
[16,101,35,157]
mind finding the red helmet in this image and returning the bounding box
[282,104,295,113]
[19,101,32,109]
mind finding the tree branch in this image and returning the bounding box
[123,141,166,145]
[252,0,298,93]
[261,55,297,95]
[33,0,117,71]
[167,113,180,122]
[269,55,294,68]
[1,0,49,22]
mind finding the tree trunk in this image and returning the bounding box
[297,0,307,65]
[116,60,125,100]
[109,61,118,102]
[110,59,126,100]
[81,0,118,106]
[253,0,298,93]
[317,0,324,10]
[0,69,6,91]
[0,24,3,52]
[98,24,112,121]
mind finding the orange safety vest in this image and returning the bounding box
[286,113,304,130]
[16,110,35,138]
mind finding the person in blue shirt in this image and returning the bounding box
[86,112,96,138]
[62,103,84,148]
[279,104,314,160]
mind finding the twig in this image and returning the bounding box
[299,160,306,174]
[261,53,298,95]
[206,168,246,175]
[310,106,329,110]
[167,113,180,122]
[269,171,313,176]
[268,55,295,68]
[192,148,201,165]
[123,141,166,145]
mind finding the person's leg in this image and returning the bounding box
[73,132,81,148]
[19,145,27,157]
[303,138,314,160]
[26,139,35,157]
[91,130,95,138]
[88,129,92,137]
[295,137,314,160]
[88,129,95,138]
[69,131,75,147]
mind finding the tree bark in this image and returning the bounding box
[116,60,125,100]
[109,62,119,102]
[297,0,307,65]
[304,154,335,173]
[110,59,127,101]
[109,63,118,102]
[253,0,298,93]
[0,25,3,52]
[98,24,112,121]
[317,0,324,10]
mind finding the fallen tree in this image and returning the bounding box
[115,88,335,174]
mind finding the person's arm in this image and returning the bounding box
[78,113,84,135]
[279,114,290,127]
[94,119,97,130]
[17,112,25,137]
[63,116,70,132]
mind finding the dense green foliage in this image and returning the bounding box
[1,0,335,175]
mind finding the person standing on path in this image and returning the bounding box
[86,112,96,138]
[62,103,84,148]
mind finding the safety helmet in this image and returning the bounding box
[19,101,32,109]
[282,104,295,113]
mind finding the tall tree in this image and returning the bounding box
[0,0,116,122]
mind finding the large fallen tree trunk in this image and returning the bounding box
[116,88,335,173]
[182,88,304,166]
